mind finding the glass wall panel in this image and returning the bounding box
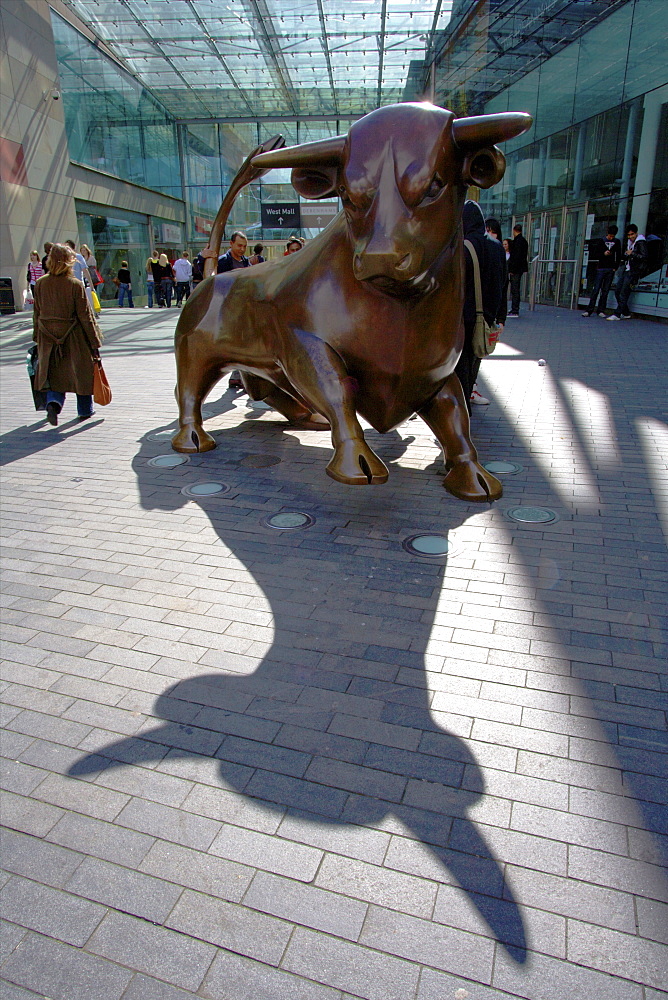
[76,203,150,307]
[51,11,179,199]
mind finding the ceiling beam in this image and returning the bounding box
[184,0,256,117]
[243,0,299,115]
[376,0,388,109]
[117,0,211,118]
[316,0,339,117]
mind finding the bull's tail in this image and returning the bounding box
[203,134,286,279]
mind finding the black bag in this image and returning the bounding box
[642,235,664,278]
[26,345,47,410]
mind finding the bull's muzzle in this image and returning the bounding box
[354,250,421,285]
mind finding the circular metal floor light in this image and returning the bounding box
[402,533,451,557]
[483,460,524,476]
[241,454,281,468]
[181,481,229,498]
[263,511,314,530]
[506,506,558,524]
[148,454,190,468]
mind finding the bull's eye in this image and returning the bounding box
[421,175,445,204]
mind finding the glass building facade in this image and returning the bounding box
[41,1,666,316]
[431,0,667,315]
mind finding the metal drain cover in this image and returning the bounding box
[484,461,524,475]
[263,511,314,529]
[181,481,229,498]
[148,454,190,468]
[241,454,281,468]
[507,506,558,524]
[403,533,451,557]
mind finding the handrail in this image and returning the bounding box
[529,257,579,311]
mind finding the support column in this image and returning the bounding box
[571,124,585,200]
[616,99,640,235]
[630,84,668,235]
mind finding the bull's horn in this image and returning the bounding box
[453,112,533,149]
[252,134,346,169]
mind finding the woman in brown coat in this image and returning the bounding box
[33,243,103,425]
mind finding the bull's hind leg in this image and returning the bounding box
[241,373,330,431]
[418,373,502,502]
[172,359,220,454]
[281,329,388,485]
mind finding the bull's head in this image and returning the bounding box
[252,103,532,296]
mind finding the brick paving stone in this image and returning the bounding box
[65,856,183,923]
[87,911,216,991]
[0,875,105,946]
[0,931,133,1000]
[1,307,666,998]
[201,951,343,1000]
[283,926,421,1000]
[166,888,292,964]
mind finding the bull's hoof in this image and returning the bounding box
[443,461,502,502]
[172,425,216,454]
[289,412,331,431]
[326,440,389,485]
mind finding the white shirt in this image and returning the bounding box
[173,258,193,282]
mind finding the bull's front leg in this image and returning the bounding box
[282,328,388,485]
[418,373,502,502]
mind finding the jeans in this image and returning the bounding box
[118,283,134,307]
[615,271,634,317]
[160,278,173,307]
[147,281,155,307]
[176,281,191,305]
[587,269,615,313]
[46,390,94,417]
[509,272,523,313]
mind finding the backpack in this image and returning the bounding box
[642,235,664,278]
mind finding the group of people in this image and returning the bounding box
[583,223,659,320]
[29,241,102,305]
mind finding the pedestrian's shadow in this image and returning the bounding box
[0,416,104,467]
[70,417,527,961]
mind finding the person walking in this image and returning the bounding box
[582,226,622,316]
[32,243,102,425]
[173,251,193,305]
[42,242,53,273]
[155,253,175,307]
[607,224,648,320]
[26,251,44,295]
[116,261,134,307]
[455,202,505,414]
[507,224,528,317]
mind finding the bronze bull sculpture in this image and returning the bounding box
[172,102,532,502]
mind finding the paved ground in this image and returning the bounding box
[1,302,667,1000]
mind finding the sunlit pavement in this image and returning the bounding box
[1,303,666,1000]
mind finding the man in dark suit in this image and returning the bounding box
[507,224,528,317]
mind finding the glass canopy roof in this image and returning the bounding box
[60,0,454,120]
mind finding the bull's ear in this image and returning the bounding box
[461,146,506,189]
[291,167,338,200]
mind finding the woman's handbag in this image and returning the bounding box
[93,359,112,406]
[464,239,500,358]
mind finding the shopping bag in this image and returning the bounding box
[93,360,112,406]
[26,345,47,410]
[22,289,34,312]
[91,289,101,313]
